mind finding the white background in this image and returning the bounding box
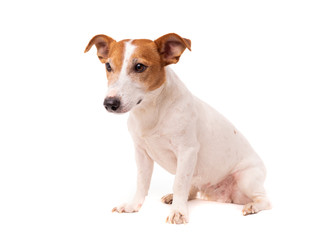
[1,0,320,239]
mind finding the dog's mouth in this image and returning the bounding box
[110,99,143,114]
[104,98,143,114]
[136,99,142,105]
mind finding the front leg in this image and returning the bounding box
[166,146,199,224]
[112,146,153,213]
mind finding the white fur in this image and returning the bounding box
[111,51,270,223]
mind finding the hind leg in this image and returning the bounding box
[161,186,198,205]
[235,166,271,215]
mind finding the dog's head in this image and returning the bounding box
[84,33,191,113]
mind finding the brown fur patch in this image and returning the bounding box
[154,33,191,66]
[131,39,166,91]
[101,39,166,90]
[84,34,116,63]
[105,40,127,86]
[85,33,190,92]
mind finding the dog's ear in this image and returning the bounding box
[154,33,191,66]
[84,35,116,63]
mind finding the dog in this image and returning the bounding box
[84,33,271,224]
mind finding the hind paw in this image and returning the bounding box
[161,193,173,205]
[242,202,258,216]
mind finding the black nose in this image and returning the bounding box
[103,97,121,112]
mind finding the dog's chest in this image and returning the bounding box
[138,133,178,174]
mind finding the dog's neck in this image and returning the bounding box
[129,67,185,134]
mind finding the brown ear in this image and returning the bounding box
[84,34,115,63]
[154,33,191,66]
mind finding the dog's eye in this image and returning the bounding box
[134,63,147,73]
[106,63,112,72]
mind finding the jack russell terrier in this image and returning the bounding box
[84,33,271,224]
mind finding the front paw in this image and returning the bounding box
[112,202,142,213]
[166,210,189,224]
